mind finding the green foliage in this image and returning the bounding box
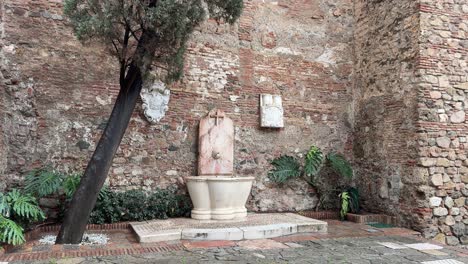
[6,190,45,221]
[346,187,360,214]
[338,187,360,220]
[24,168,63,198]
[0,189,45,246]
[269,145,357,214]
[326,152,354,179]
[88,190,121,225]
[63,0,243,83]
[304,146,324,180]
[147,189,192,219]
[88,188,192,224]
[0,215,25,245]
[119,190,149,221]
[62,173,81,199]
[339,191,350,220]
[268,155,301,184]
[0,193,10,217]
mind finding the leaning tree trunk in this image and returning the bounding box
[55,64,143,244]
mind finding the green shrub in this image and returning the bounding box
[88,190,121,225]
[118,190,149,221]
[88,188,192,224]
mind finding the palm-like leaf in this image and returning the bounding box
[63,174,81,198]
[268,155,301,184]
[339,191,350,220]
[0,215,25,245]
[0,193,10,217]
[7,190,45,221]
[24,168,63,197]
[347,187,360,214]
[327,153,353,179]
[304,146,324,178]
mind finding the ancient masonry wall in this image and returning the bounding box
[418,0,468,245]
[353,0,421,226]
[0,0,354,212]
[354,0,468,245]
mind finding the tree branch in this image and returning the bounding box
[119,26,131,86]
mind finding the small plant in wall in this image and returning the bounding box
[268,145,359,219]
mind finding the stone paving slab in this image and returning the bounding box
[421,260,465,264]
[130,213,327,243]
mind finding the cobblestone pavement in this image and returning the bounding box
[4,220,468,263]
[15,235,468,264]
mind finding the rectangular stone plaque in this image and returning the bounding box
[260,94,284,128]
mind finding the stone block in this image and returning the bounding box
[445,216,455,226]
[181,228,244,241]
[450,111,466,123]
[446,236,460,246]
[431,174,444,186]
[436,137,451,148]
[452,223,465,237]
[434,207,448,216]
[445,197,454,209]
[429,197,442,207]
[455,197,465,207]
[136,229,182,243]
[241,224,298,239]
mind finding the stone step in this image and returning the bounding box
[130,213,327,243]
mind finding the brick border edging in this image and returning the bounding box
[346,213,397,225]
[1,222,132,255]
[298,211,340,220]
[299,210,398,226]
[0,244,184,262]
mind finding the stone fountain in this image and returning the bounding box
[185,109,255,220]
[130,108,327,243]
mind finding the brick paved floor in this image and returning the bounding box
[2,220,468,263]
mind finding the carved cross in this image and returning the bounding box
[210,109,225,126]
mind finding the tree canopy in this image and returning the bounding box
[64,0,243,83]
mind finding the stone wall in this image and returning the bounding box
[353,0,421,225]
[0,0,355,212]
[354,0,468,245]
[418,0,468,245]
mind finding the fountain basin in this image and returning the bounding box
[185,176,255,220]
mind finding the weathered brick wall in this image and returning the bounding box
[0,0,354,212]
[353,0,422,224]
[418,0,468,245]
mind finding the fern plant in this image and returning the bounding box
[268,155,301,183]
[24,167,63,198]
[0,215,25,245]
[7,190,45,221]
[0,189,45,246]
[327,153,354,179]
